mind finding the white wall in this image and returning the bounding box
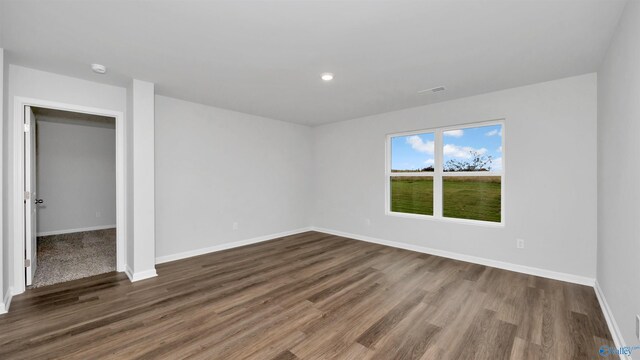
[35,117,116,235]
[313,73,598,279]
[0,48,5,312]
[126,80,134,272]
[597,0,640,346]
[128,79,156,279]
[3,65,126,294]
[154,95,313,260]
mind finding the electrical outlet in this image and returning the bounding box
[232,222,239,231]
[636,315,640,340]
[516,239,525,249]
[96,211,101,218]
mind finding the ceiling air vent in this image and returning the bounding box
[417,86,446,94]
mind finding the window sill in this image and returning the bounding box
[386,211,505,228]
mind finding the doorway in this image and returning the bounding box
[14,97,125,293]
[26,107,117,287]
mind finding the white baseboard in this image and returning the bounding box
[125,265,133,281]
[311,227,595,286]
[155,227,313,265]
[37,224,116,237]
[0,287,14,315]
[125,265,157,282]
[594,280,629,360]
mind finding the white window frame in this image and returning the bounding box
[385,119,505,227]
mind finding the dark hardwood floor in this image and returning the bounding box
[0,231,613,359]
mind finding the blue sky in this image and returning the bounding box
[391,124,503,171]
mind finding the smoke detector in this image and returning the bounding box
[91,63,107,74]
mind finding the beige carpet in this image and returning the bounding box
[32,229,116,288]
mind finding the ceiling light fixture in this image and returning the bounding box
[321,73,334,81]
[91,63,107,74]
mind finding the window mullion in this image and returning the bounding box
[434,129,443,218]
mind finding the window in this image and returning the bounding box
[387,121,504,224]
[390,133,434,215]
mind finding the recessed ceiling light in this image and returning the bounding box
[321,73,334,81]
[91,63,107,74]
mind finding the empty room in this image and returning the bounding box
[0,0,638,359]
[32,107,117,288]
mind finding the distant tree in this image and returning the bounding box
[391,165,434,173]
[444,151,493,172]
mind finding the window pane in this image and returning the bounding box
[443,176,501,222]
[391,176,433,215]
[391,133,435,172]
[443,124,502,172]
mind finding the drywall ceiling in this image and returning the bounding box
[0,0,627,125]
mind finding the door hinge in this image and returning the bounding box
[24,259,30,268]
[24,124,30,132]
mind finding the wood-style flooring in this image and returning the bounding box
[0,231,613,359]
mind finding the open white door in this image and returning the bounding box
[24,106,37,286]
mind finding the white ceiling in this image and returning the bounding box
[0,0,628,125]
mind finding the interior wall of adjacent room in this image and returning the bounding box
[154,95,313,260]
[3,65,126,294]
[312,73,597,279]
[597,0,640,346]
[36,117,116,235]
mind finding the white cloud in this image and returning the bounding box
[497,146,502,153]
[443,144,487,159]
[424,158,434,165]
[486,129,502,137]
[444,129,464,137]
[492,157,503,171]
[406,135,434,154]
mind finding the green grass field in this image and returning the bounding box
[391,176,501,222]
[390,177,434,215]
